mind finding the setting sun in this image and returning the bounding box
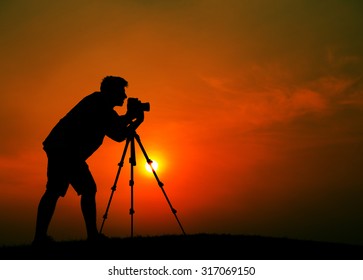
[145,161,158,173]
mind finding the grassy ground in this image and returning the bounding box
[1,233,362,260]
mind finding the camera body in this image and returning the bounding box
[127,97,150,113]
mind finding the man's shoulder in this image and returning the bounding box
[81,92,117,116]
[86,91,103,99]
[80,91,108,105]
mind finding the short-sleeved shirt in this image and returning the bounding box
[43,91,128,161]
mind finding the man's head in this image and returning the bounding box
[100,76,128,106]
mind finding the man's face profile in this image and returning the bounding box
[113,87,127,106]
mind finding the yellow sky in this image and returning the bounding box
[1,0,363,246]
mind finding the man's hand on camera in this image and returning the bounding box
[126,108,144,122]
[125,109,144,134]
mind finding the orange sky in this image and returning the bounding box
[1,0,363,246]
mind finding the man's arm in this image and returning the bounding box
[106,111,144,142]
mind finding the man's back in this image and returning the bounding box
[43,91,122,160]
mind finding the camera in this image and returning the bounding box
[127,97,150,113]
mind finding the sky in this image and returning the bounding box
[1,0,363,247]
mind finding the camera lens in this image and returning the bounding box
[141,102,150,112]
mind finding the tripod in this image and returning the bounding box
[99,130,186,237]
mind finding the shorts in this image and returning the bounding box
[45,150,97,197]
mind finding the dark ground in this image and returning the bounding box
[0,234,362,260]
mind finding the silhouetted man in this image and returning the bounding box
[33,76,143,245]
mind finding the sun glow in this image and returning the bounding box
[145,161,158,172]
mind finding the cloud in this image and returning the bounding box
[201,73,329,129]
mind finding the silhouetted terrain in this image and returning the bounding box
[1,234,362,260]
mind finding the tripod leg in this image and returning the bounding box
[129,136,136,238]
[99,137,131,234]
[134,133,186,235]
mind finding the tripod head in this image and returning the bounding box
[127,117,143,133]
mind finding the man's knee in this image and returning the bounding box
[43,189,61,201]
[78,184,97,199]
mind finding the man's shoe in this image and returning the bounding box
[32,235,55,247]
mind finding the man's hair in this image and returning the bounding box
[100,76,128,93]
